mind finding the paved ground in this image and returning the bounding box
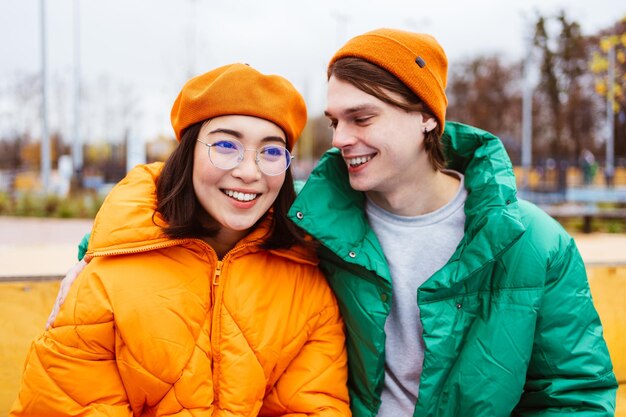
[571,232,626,265]
[1,215,626,278]
[0,216,93,278]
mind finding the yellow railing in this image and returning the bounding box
[513,166,626,189]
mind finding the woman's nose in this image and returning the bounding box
[231,151,262,182]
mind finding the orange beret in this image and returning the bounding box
[170,63,307,150]
[329,28,448,130]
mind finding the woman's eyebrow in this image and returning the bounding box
[208,128,242,138]
[209,128,286,145]
[261,136,287,145]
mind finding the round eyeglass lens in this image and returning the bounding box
[209,140,243,170]
[258,145,291,175]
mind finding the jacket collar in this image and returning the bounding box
[421,122,526,293]
[289,122,525,285]
[289,148,391,279]
[88,162,318,266]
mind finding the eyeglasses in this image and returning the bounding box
[197,138,293,176]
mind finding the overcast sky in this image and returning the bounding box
[0,0,623,142]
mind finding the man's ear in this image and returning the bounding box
[422,113,438,133]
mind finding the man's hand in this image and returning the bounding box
[46,259,87,329]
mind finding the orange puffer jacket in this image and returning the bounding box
[11,163,350,417]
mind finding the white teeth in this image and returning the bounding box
[223,190,257,202]
[347,155,373,167]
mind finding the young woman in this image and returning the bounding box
[10,63,350,417]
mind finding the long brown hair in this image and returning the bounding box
[155,120,309,250]
[328,57,446,171]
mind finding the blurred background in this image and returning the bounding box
[0,0,624,229]
[1,1,626,415]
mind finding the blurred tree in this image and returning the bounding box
[79,75,141,146]
[1,69,141,186]
[446,55,523,162]
[146,135,177,163]
[0,137,22,170]
[9,73,41,139]
[19,133,68,170]
[308,115,334,160]
[589,15,626,159]
[533,11,598,160]
[83,141,126,184]
[290,116,334,179]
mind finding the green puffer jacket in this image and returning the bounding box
[288,122,617,417]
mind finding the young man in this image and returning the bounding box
[46,28,616,416]
[287,29,616,416]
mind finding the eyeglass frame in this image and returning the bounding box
[196,138,294,176]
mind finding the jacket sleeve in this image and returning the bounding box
[513,238,617,416]
[260,300,351,417]
[78,232,91,261]
[10,269,132,417]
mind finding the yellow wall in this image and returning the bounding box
[588,266,626,415]
[0,281,59,416]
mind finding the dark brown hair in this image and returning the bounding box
[328,57,446,171]
[155,120,309,250]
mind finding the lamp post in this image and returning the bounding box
[72,0,83,185]
[605,39,615,187]
[40,0,50,194]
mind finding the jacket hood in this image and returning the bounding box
[87,163,170,257]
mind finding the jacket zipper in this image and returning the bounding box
[209,243,254,402]
[85,239,191,260]
[213,260,223,285]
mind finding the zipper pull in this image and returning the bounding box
[213,260,223,285]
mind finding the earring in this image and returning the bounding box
[423,127,428,134]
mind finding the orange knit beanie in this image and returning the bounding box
[170,63,307,150]
[329,28,448,129]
